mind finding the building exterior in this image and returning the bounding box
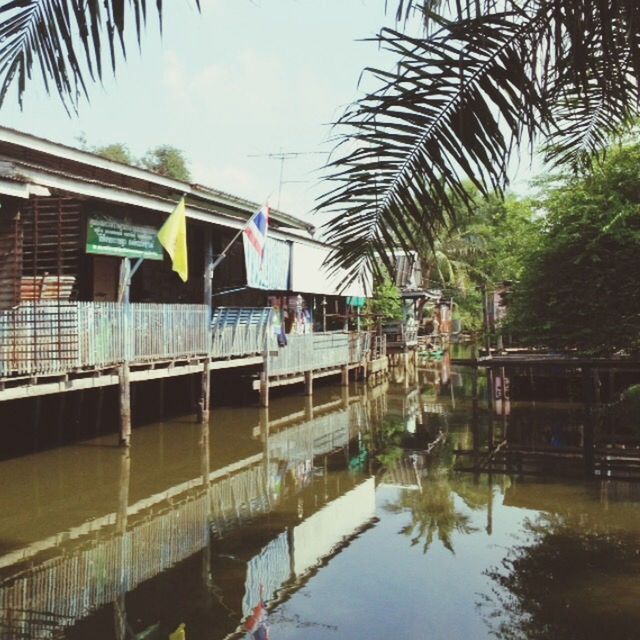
[0,127,385,439]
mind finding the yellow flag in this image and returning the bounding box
[158,197,188,282]
[168,623,186,640]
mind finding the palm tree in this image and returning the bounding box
[0,1,199,112]
[319,0,639,283]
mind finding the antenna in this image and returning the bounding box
[248,149,327,209]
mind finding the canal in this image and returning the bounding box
[2,362,640,639]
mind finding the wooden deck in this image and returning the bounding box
[453,353,640,371]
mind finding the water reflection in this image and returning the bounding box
[1,359,640,639]
[0,386,383,639]
[482,483,640,640]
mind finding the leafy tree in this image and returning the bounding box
[367,277,403,321]
[416,192,538,332]
[320,0,640,285]
[140,145,192,181]
[0,1,199,111]
[93,142,136,165]
[87,140,192,182]
[507,142,640,355]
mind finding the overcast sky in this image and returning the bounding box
[0,0,405,222]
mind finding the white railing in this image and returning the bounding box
[268,331,374,377]
[210,307,271,359]
[0,302,81,376]
[349,331,372,364]
[0,303,375,379]
[1,302,210,377]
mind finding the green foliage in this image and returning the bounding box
[321,0,640,286]
[507,142,640,355]
[423,192,538,333]
[93,143,136,165]
[141,145,192,182]
[367,277,403,321]
[89,141,192,182]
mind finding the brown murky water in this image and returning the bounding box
[2,363,640,639]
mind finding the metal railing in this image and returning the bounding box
[210,307,272,359]
[349,331,372,364]
[0,303,376,380]
[1,302,213,377]
[268,331,374,377]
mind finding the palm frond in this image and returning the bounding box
[320,0,640,284]
[541,5,639,170]
[319,9,544,284]
[0,0,199,111]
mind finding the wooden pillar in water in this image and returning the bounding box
[341,381,349,409]
[582,367,596,477]
[260,351,270,407]
[608,368,616,403]
[341,364,349,387]
[157,379,165,420]
[305,370,313,397]
[114,448,131,640]
[199,228,213,424]
[198,359,211,424]
[118,257,132,447]
[57,393,67,443]
[119,364,131,447]
[304,396,314,421]
[95,387,104,436]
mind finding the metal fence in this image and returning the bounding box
[0,302,211,377]
[268,331,374,377]
[0,302,79,376]
[210,307,272,359]
[0,303,375,379]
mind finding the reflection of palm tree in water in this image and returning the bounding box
[384,469,477,554]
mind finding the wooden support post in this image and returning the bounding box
[481,284,491,357]
[341,364,349,387]
[114,448,131,640]
[158,378,165,420]
[197,358,211,423]
[608,369,616,403]
[32,396,41,449]
[260,371,269,408]
[95,387,104,436]
[305,370,313,396]
[119,363,131,447]
[57,393,67,442]
[304,396,314,421]
[73,390,84,439]
[197,229,214,423]
[341,383,349,409]
[582,367,595,477]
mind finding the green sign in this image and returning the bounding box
[86,216,163,260]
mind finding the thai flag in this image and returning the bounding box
[244,205,269,263]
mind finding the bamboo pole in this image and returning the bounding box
[119,364,131,446]
[304,370,313,397]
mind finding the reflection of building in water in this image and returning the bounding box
[0,400,375,639]
[241,478,376,619]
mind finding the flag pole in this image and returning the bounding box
[210,197,271,273]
